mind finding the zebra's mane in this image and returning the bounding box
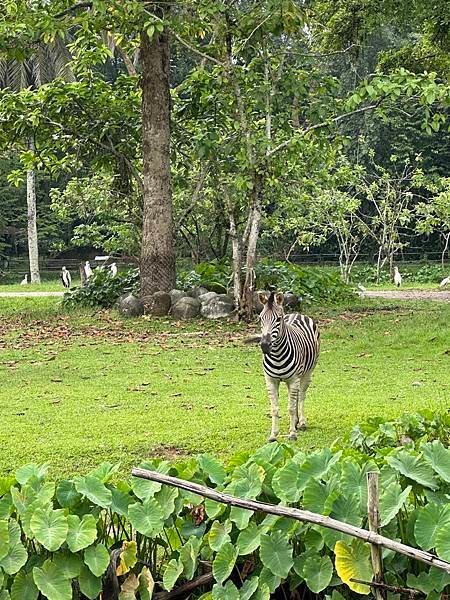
[267,291,276,308]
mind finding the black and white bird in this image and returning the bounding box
[393,266,402,288]
[110,262,118,277]
[84,261,93,279]
[20,274,28,285]
[440,275,450,288]
[60,266,71,288]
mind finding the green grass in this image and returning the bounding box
[0,279,80,293]
[0,295,448,478]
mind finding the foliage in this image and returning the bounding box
[62,267,139,309]
[0,411,449,598]
[352,263,447,285]
[176,259,231,294]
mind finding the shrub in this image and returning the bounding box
[0,412,449,599]
[62,267,139,309]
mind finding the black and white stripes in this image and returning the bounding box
[259,291,320,441]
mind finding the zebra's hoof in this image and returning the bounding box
[288,434,297,442]
[298,423,307,431]
[268,436,278,443]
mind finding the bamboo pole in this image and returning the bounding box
[131,468,450,574]
[367,472,384,600]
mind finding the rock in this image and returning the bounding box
[200,294,234,319]
[172,297,201,319]
[117,294,144,318]
[146,291,172,316]
[169,289,187,305]
[189,286,209,299]
[198,291,218,305]
[284,292,299,309]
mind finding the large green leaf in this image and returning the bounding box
[0,521,9,561]
[334,540,372,595]
[52,551,82,579]
[33,560,72,600]
[302,479,329,514]
[303,555,333,593]
[421,441,450,483]
[230,464,265,499]
[435,522,450,561]
[0,591,10,600]
[271,460,303,503]
[180,537,201,580]
[260,532,293,579]
[259,566,281,592]
[84,543,110,577]
[240,576,259,600]
[88,462,121,483]
[237,522,260,555]
[110,487,133,517]
[211,581,240,600]
[0,494,12,520]
[229,506,253,530]
[198,454,226,485]
[56,480,82,508]
[340,460,377,513]
[30,507,68,552]
[78,564,103,600]
[10,570,39,600]
[380,483,411,527]
[386,450,439,490]
[154,486,179,520]
[213,541,238,585]
[414,504,450,551]
[131,462,169,500]
[15,464,48,485]
[128,498,164,537]
[0,541,28,575]
[66,514,97,552]
[75,476,112,508]
[299,449,342,489]
[138,567,155,600]
[209,521,231,552]
[163,558,183,591]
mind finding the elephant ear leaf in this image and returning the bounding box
[334,540,372,595]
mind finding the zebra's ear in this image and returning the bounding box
[275,292,284,306]
[258,292,268,305]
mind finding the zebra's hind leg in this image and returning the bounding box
[264,373,280,442]
[286,377,301,441]
[297,371,313,431]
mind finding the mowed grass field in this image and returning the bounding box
[0,295,448,478]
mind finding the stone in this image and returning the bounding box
[188,286,209,299]
[198,291,218,305]
[172,296,201,319]
[169,289,187,305]
[117,294,144,318]
[284,292,299,309]
[145,291,172,316]
[200,294,234,319]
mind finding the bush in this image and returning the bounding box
[62,267,139,309]
[0,412,448,599]
[351,263,446,285]
[176,258,230,293]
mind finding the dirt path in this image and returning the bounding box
[0,291,64,297]
[365,289,450,302]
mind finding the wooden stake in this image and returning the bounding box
[367,471,384,600]
[131,467,450,574]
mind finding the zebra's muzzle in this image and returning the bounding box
[260,335,271,355]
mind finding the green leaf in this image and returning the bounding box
[260,532,293,579]
[205,499,224,519]
[30,507,68,552]
[75,476,112,508]
[240,576,259,600]
[237,522,260,555]
[0,521,9,561]
[211,581,240,600]
[213,541,238,585]
[252,583,271,600]
[52,551,82,578]
[259,566,281,592]
[180,537,201,580]
[303,555,333,593]
[230,506,252,530]
[88,462,121,483]
[0,541,28,575]
[128,498,164,537]
[209,521,231,552]
[299,449,341,488]
[302,479,329,513]
[421,441,450,483]
[131,462,169,500]
[334,539,372,594]
[116,541,138,576]
[110,487,132,517]
[154,486,179,520]
[56,480,82,508]
[272,460,302,503]
[386,450,439,490]
[11,570,39,600]
[78,564,102,600]
[380,483,411,527]
[138,567,155,600]
[66,514,98,553]
[33,560,72,600]
[0,591,10,600]
[163,559,183,591]
[15,464,48,485]
[198,454,226,485]
[84,543,110,577]
[415,504,450,551]
[435,522,450,561]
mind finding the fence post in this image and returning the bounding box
[367,471,384,600]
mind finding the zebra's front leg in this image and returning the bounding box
[264,373,280,442]
[297,371,313,431]
[286,378,300,441]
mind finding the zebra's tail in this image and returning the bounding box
[243,334,262,345]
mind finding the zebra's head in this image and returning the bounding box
[258,291,284,355]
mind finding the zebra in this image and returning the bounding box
[258,291,320,442]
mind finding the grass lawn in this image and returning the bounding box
[0,279,80,293]
[0,294,448,478]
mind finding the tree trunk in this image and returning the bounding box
[140,26,176,295]
[225,192,242,310]
[26,139,40,284]
[241,172,263,320]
